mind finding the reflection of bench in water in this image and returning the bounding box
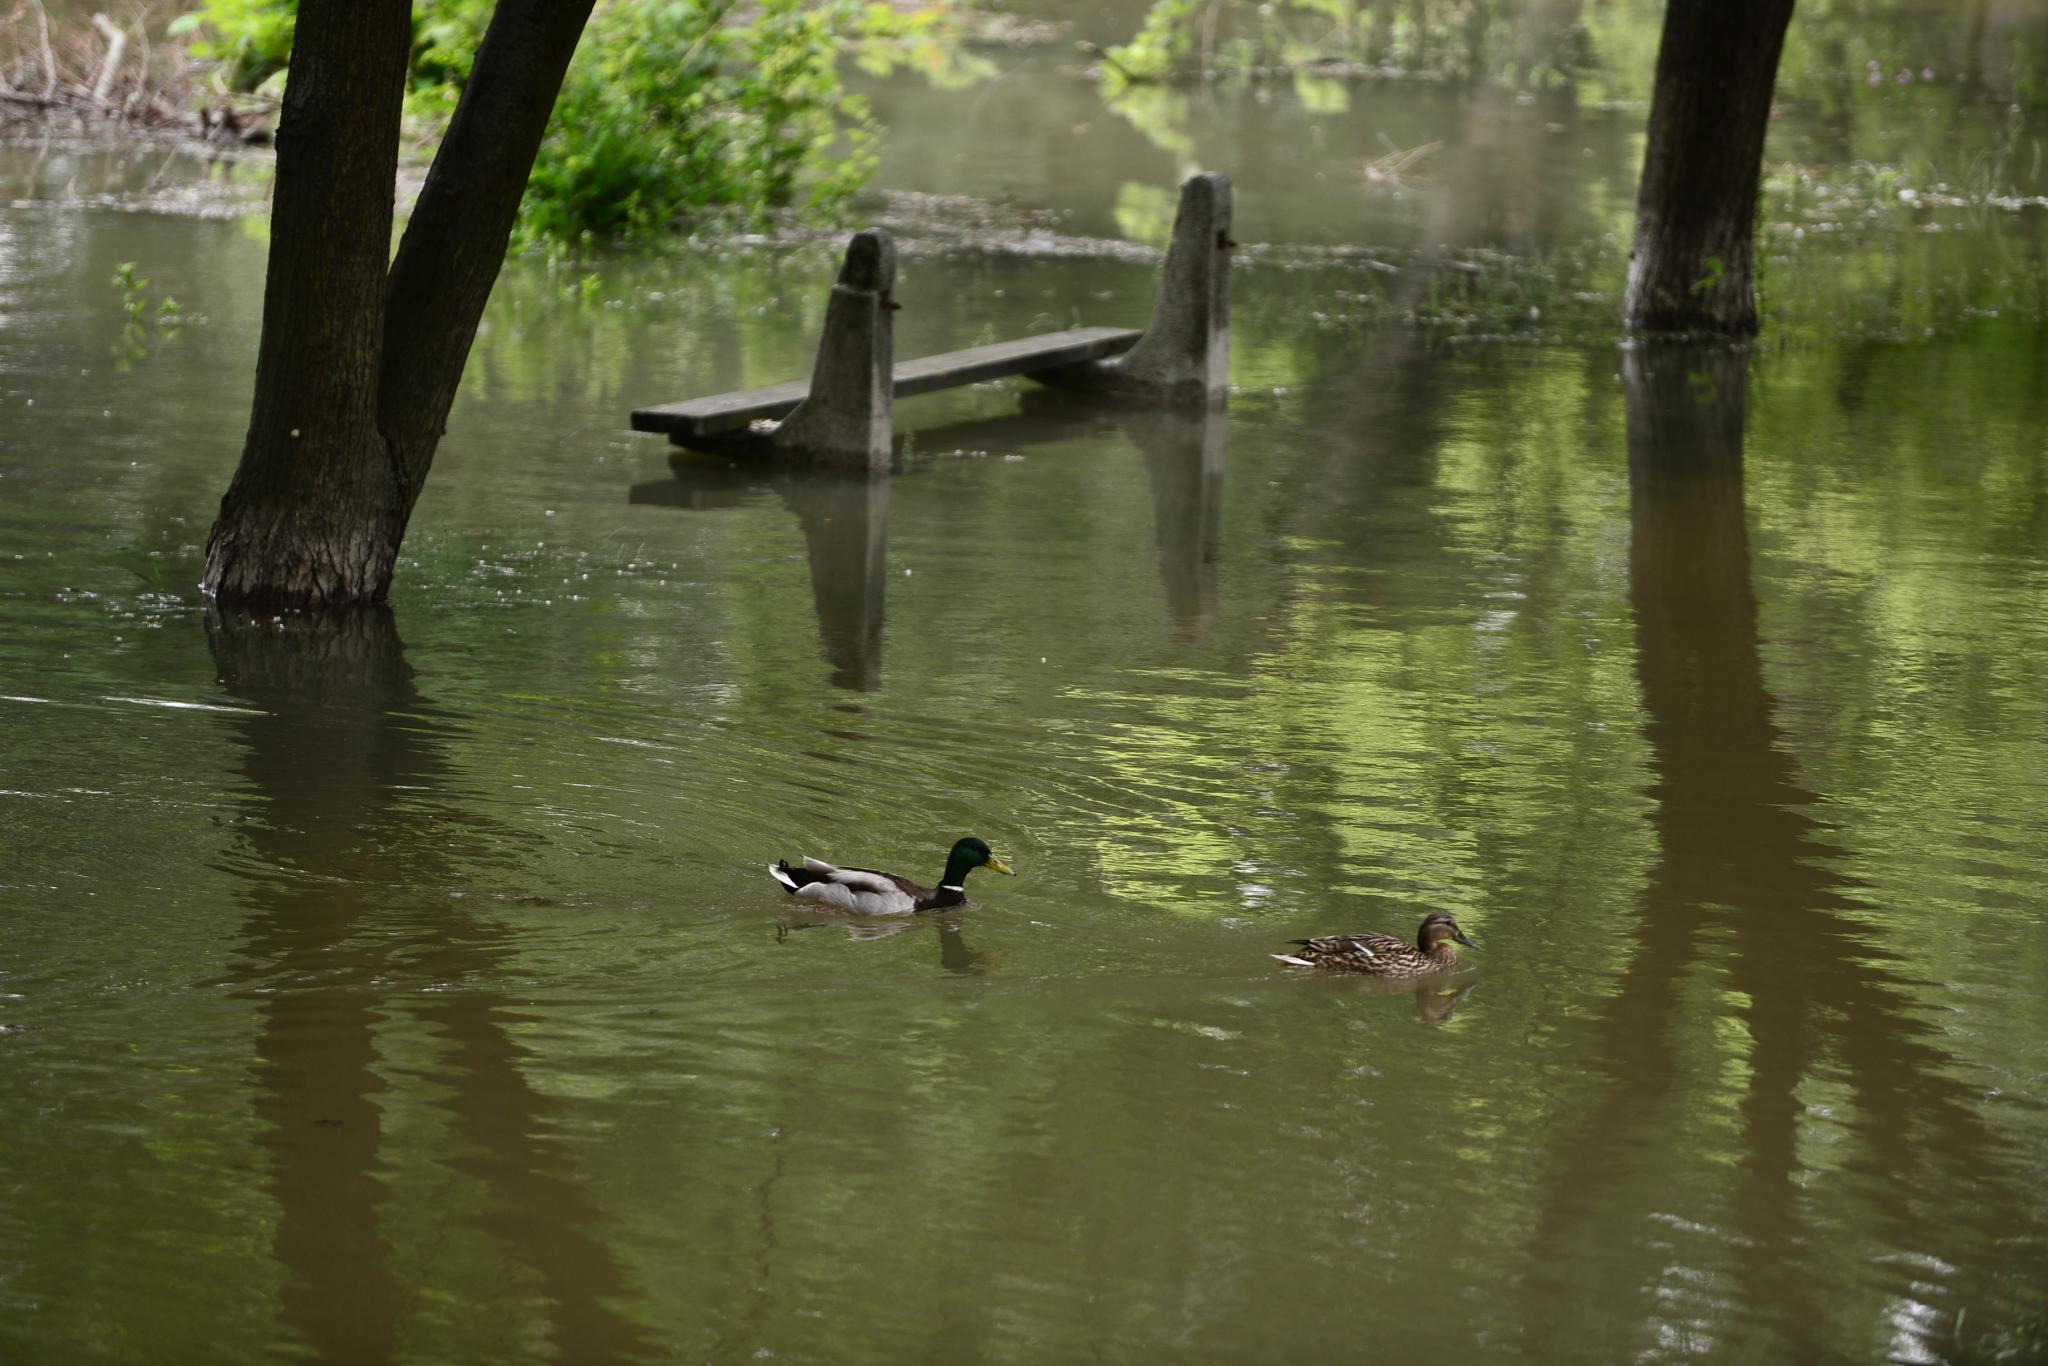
[628,173,1232,471]
[632,468,889,691]
[629,402,1226,691]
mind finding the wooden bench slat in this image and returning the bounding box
[631,325,1141,437]
[633,377,816,435]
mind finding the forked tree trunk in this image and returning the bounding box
[1623,0,1797,335]
[204,0,595,610]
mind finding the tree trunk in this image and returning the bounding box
[1623,0,1796,335]
[204,0,596,609]
[381,0,596,517]
[201,0,412,610]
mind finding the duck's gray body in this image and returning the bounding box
[768,837,1013,916]
[768,858,952,916]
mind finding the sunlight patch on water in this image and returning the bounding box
[100,694,266,715]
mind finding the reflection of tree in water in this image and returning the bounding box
[208,607,648,1363]
[1517,349,2035,1359]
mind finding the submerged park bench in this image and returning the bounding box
[629,172,1232,470]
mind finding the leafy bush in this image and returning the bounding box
[169,0,921,244]
[518,0,879,247]
[168,0,300,90]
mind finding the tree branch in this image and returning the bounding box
[90,13,126,104]
[378,0,597,516]
[29,0,58,99]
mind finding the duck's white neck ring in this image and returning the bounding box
[938,884,964,893]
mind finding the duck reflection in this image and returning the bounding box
[774,913,994,976]
[206,606,649,1364]
[1412,976,1478,1025]
[1303,970,1478,1024]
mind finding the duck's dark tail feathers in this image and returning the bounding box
[768,860,805,894]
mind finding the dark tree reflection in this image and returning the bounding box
[1519,348,2029,1359]
[207,607,649,1364]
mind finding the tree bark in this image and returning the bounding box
[1623,0,1796,335]
[202,0,412,610]
[381,0,596,518]
[205,0,596,609]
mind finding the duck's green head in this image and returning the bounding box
[946,836,1014,882]
[1420,912,1476,952]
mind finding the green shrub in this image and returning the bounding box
[517,0,879,247]
[168,0,300,90]
[169,0,914,245]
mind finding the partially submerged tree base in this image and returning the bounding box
[203,482,407,609]
[1622,0,1796,336]
[203,599,414,695]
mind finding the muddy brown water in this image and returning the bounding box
[4,4,2048,1360]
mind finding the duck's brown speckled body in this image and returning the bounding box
[1273,911,1476,978]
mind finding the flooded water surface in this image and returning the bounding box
[5,3,2048,1361]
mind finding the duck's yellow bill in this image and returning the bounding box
[986,855,1016,876]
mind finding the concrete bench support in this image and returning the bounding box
[1036,172,1233,403]
[768,228,897,470]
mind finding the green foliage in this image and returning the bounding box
[1102,0,1205,82]
[406,1,492,122]
[171,0,489,97]
[169,0,928,245]
[108,262,182,370]
[1105,0,2048,116]
[167,0,297,91]
[517,0,881,247]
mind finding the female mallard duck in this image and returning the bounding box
[768,836,1014,916]
[1272,911,1476,978]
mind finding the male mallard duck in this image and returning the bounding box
[1272,910,1477,978]
[767,836,1014,916]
